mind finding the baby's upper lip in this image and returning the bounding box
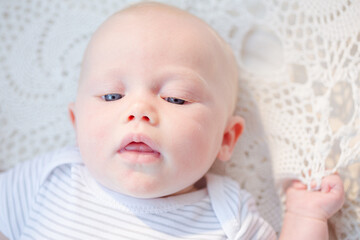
[118,134,160,153]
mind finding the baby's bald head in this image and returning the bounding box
[79,2,239,115]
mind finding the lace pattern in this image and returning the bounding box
[0,0,359,238]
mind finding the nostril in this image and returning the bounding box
[127,115,150,122]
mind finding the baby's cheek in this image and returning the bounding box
[81,108,111,139]
[76,115,111,160]
[180,120,215,162]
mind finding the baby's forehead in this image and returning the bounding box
[105,3,225,49]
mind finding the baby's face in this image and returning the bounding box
[70,5,243,198]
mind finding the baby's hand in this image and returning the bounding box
[285,174,345,221]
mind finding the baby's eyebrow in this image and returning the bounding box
[158,68,209,88]
[83,70,126,92]
[91,69,126,86]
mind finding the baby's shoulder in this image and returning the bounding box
[206,174,276,239]
[0,146,82,239]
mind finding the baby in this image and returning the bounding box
[0,2,344,240]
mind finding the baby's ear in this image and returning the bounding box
[217,116,245,162]
[68,102,77,129]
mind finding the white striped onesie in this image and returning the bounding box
[0,147,276,240]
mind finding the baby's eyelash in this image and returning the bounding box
[102,93,123,101]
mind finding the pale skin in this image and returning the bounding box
[0,2,344,240]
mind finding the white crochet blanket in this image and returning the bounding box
[0,0,359,239]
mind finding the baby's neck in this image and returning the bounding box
[165,176,207,197]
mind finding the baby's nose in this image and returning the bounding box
[125,102,158,125]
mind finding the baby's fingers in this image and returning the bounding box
[321,174,344,194]
[291,180,307,190]
[320,174,345,210]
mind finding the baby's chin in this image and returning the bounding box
[98,180,173,199]
[104,181,197,199]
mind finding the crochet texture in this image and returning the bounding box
[0,0,359,238]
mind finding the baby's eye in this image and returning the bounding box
[164,97,186,105]
[102,93,123,101]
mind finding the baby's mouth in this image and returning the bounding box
[117,134,161,164]
[117,138,161,164]
[122,142,157,153]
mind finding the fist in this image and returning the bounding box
[285,174,345,221]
